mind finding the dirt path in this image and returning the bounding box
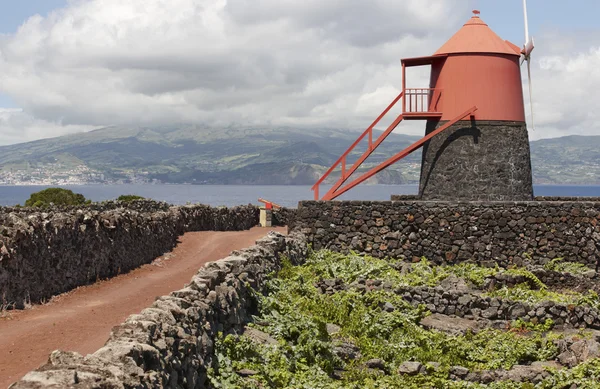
[0,227,286,388]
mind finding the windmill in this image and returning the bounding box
[522,0,535,130]
[312,8,535,202]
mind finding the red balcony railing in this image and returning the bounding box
[402,88,442,114]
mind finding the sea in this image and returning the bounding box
[1,184,600,208]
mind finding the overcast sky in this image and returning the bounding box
[1,0,599,145]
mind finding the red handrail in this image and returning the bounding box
[312,88,449,201]
[321,113,404,201]
[311,91,404,195]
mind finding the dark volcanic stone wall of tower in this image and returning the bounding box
[419,120,533,201]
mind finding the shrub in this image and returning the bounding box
[24,188,89,207]
[116,194,145,202]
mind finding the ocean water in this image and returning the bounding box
[1,184,600,208]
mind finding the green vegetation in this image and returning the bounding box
[116,194,145,202]
[482,262,600,309]
[277,251,499,289]
[209,251,600,388]
[24,188,89,207]
[0,126,418,185]
[319,253,600,309]
[544,257,591,275]
[486,284,600,310]
[1,126,599,185]
[530,135,600,184]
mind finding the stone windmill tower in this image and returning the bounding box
[312,5,536,202]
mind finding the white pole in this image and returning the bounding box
[523,0,530,43]
[527,60,535,130]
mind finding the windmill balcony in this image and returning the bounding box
[402,88,443,120]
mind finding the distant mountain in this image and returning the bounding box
[0,125,421,185]
[530,135,600,185]
[0,126,598,185]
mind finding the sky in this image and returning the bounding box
[0,0,599,145]
[0,0,67,107]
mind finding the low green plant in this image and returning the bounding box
[24,188,89,207]
[403,257,450,287]
[503,268,546,290]
[486,283,600,310]
[576,290,600,310]
[444,262,499,287]
[538,358,600,388]
[511,318,555,332]
[116,194,145,202]
[300,251,500,289]
[544,257,591,275]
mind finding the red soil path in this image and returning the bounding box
[0,227,286,388]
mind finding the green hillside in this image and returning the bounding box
[530,135,600,184]
[0,126,421,185]
[0,126,598,185]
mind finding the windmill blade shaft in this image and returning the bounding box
[527,60,535,130]
[522,0,535,131]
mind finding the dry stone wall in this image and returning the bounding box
[272,207,296,227]
[315,275,600,330]
[291,200,600,267]
[391,196,600,202]
[0,203,259,308]
[399,285,600,329]
[12,231,308,389]
[0,199,173,214]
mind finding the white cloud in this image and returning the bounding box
[0,109,94,146]
[0,0,598,145]
[528,44,600,139]
[0,0,473,145]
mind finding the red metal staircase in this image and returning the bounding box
[311,89,477,200]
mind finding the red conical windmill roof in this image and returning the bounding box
[434,11,521,56]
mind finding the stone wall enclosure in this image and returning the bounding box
[0,202,260,308]
[291,200,600,267]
